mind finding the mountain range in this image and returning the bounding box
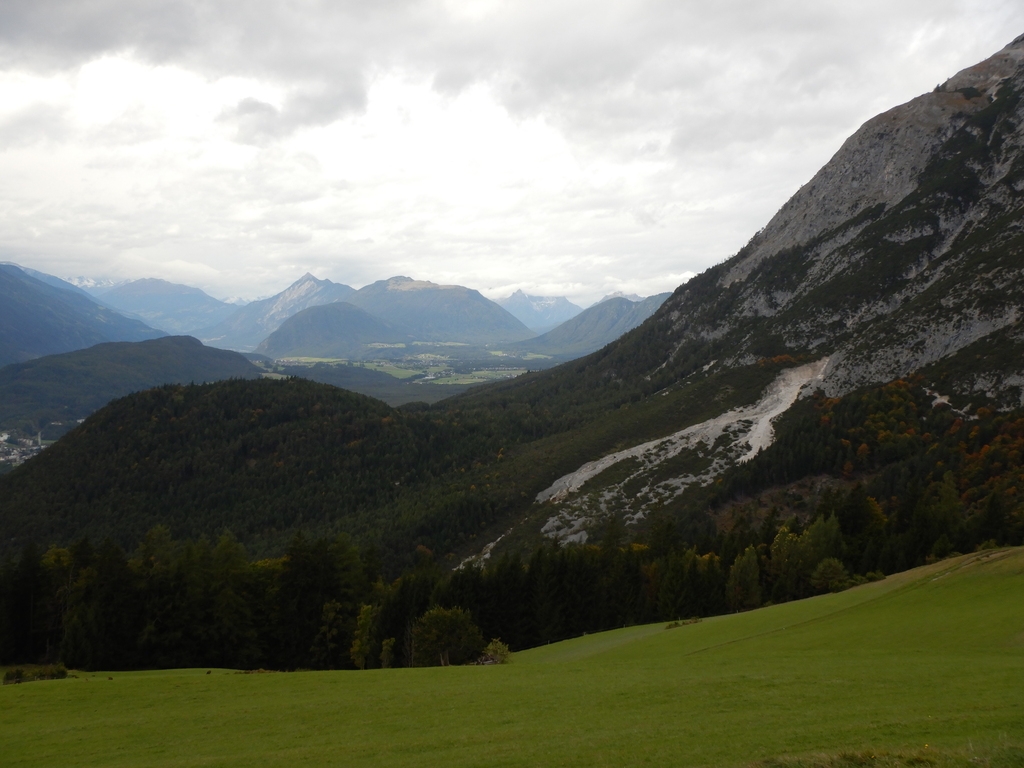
[255,282,660,362]
[195,273,356,351]
[251,276,537,360]
[2,35,1023,567]
[509,293,670,359]
[496,290,583,333]
[0,264,165,368]
[97,278,238,334]
[343,276,535,344]
[255,302,414,359]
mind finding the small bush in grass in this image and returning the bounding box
[810,558,850,593]
[2,664,67,684]
[478,639,512,665]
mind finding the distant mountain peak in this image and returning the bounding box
[196,275,355,351]
[595,292,644,305]
[496,289,583,332]
[346,277,534,344]
[381,276,460,292]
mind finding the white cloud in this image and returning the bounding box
[0,0,1021,305]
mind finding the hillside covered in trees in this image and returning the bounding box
[3,370,1022,670]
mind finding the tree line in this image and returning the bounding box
[4,468,1020,671]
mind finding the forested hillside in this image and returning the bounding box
[0,336,259,436]
[0,378,521,563]
[3,373,1021,670]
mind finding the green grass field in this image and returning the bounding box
[4,550,1022,768]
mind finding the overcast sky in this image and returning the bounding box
[0,1,1021,305]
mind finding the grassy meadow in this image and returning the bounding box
[4,549,1023,768]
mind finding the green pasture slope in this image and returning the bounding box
[4,550,1023,768]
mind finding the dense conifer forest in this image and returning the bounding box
[3,374,1021,670]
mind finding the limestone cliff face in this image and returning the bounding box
[653,34,1024,403]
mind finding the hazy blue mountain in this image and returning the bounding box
[64,276,127,296]
[496,290,583,333]
[346,276,535,344]
[97,278,238,334]
[195,273,355,351]
[0,263,95,299]
[0,335,260,436]
[511,293,670,358]
[0,265,165,368]
[255,302,415,359]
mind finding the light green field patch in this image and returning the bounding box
[357,362,429,379]
[4,550,1022,768]
[411,341,469,347]
[489,351,552,359]
[273,357,348,364]
[430,369,526,385]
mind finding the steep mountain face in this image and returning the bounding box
[98,278,237,334]
[450,34,1024,547]
[0,265,165,368]
[510,293,670,359]
[496,290,583,332]
[346,276,535,344]
[255,302,414,359]
[0,336,260,436]
[196,273,355,351]
[648,35,1024,402]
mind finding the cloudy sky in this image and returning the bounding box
[0,1,1021,305]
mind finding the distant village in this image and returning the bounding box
[0,422,82,469]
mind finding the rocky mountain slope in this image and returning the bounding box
[650,34,1024,402]
[196,273,355,351]
[454,33,1024,548]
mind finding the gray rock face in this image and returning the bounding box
[654,33,1024,402]
[722,36,1024,288]
[196,273,355,351]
